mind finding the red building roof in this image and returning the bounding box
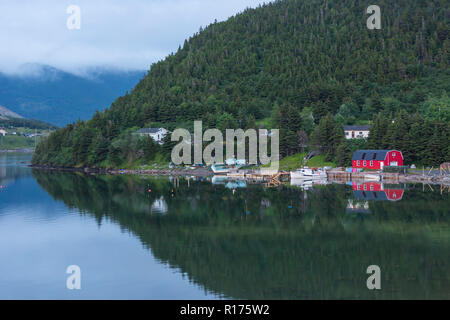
[352,150,395,161]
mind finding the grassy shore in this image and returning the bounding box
[262,152,336,171]
[0,136,38,150]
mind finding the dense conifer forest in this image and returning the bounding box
[32,0,449,167]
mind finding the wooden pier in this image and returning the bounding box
[227,170,290,186]
[326,170,395,182]
[327,171,352,180]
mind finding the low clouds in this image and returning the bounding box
[0,0,268,76]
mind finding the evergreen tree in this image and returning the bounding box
[311,113,344,161]
[143,136,160,162]
[335,142,351,167]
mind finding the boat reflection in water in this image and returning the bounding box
[347,182,405,215]
[212,176,247,189]
[150,196,168,214]
[290,178,329,190]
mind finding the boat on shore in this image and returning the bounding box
[211,158,247,175]
[290,167,327,180]
[211,164,232,174]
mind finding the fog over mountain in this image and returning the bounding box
[0,0,268,76]
[0,65,144,126]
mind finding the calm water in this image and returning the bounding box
[0,153,448,299]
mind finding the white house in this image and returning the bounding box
[0,128,6,136]
[135,128,169,144]
[344,125,371,140]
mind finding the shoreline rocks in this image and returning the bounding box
[30,165,214,177]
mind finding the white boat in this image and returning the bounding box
[290,167,327,180]
[211,164,231,175]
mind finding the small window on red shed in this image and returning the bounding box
[370,160,374,166]
[393,152,396,157]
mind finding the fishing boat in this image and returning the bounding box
[211,159,246,175]
[211,164,232,175]
[290,167,327,180]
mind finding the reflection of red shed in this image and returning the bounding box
[352,182,404,201]
[352,182,382,192]
[384,189,404,201]
[352,150,404,170]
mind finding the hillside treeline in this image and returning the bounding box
[32,0,449,167]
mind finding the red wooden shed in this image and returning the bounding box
[352,150,404,170]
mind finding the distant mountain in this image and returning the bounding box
[0,104,57,130]
[0,105,24,120]
[0,65,145,126]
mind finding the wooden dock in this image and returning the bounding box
[266,172,290,187]
[327,171,352,180]
[327,170,394,182]
[226,170,290,186]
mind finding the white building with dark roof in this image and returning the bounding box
[135,128,169,144]
[344,125,371,139]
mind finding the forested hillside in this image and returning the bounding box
[33,0,449,167]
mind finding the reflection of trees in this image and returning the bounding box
[33,170,450,299]
[0,154,31,186]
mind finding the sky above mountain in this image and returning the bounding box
[0,0,268,77]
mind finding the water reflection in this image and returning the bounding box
[0,153,31,187]
[212,176,247,190]
[290,178,329,190]
[352,182,405,201]
[151,196,168,214]
[346,182,406,215]
[31,170,450,299]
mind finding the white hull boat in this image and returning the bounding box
[211,164,231,175]
[290,168,327,180]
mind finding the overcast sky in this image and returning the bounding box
[0,0,268,76]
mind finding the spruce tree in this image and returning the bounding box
[336,142,351,167]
